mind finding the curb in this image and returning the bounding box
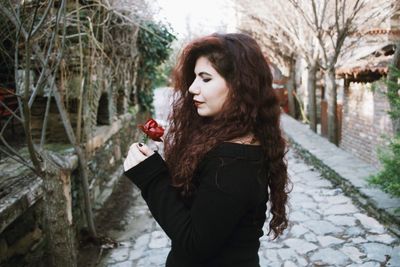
[281,114,400,237]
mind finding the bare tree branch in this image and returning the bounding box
[0,135,33,170]
[0,145,35,171]
[22,1,42,172]
[31,0,55,37]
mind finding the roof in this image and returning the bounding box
[336,43,396,82]
[355,29,400,36]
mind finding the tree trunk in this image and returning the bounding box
[307,62,318,132]
[41,151,77,266]
[326,68,338,145]
[286,58,297,118]
[387,41,400,134]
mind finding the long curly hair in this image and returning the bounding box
[164,33,290,238]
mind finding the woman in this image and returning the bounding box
[123,33,290,267]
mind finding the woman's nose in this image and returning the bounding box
[188,80,200,95]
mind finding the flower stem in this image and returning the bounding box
[142,134,149,144]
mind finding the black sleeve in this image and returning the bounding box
[124,152,253,262]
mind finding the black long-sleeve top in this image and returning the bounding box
[124,142,269,267]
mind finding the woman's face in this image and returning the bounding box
[188,56,229,117]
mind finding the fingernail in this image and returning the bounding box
[138,143,143,147]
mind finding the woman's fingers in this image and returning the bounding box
[137,143,155,157]
[123,142,155,171]
[129,142,139,150]
[124,148,138,171]
[124,143,144,171]
[130,144,147,161]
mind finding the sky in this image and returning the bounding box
[154,0,238,39]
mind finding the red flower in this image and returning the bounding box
[138,118,164,142]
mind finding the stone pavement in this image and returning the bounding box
[281,114,400,237]
[97,88,400,266]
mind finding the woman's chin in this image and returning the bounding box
[197,111,210,117]
[197,108,219,118]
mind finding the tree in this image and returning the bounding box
[0,0,167,264]
[236,0,321,131]
[288,0,393,144]
[0,1,80,265]
[136,20,176,113]
[236,0,394,140]
[235,13,298,118]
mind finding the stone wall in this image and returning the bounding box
[0,112,140,266]
[0,1,150,265]
[339,81,394,166]
[0,200,45,267]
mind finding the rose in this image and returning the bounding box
[138,118,164,142]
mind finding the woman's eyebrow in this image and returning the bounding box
[198,71,212,76]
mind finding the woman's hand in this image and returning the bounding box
[123,143,155,171]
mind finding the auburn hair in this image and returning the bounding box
[163,33,290,238]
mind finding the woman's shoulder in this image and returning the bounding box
[195,141,264,184]
[199,146,266,203]
[204,141,263,162]
[199,143,265,183]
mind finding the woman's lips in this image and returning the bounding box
[194,101,204,107]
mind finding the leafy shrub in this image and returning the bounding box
[369,134,400,197]
[136,21,176,114]
[369,65,400,197]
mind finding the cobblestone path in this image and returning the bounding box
[98,88,400,267]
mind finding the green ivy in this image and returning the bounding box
[386,66,400,120]
[136,21,176,114]
[369,65,400,198]
[369,135,400,197]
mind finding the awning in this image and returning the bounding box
[336,44,396,82]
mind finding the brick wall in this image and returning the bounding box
[340,81,394,167]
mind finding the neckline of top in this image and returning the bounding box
[206,141,263,160]
[222,141,262,147]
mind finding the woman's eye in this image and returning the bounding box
[202,78,211,82]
